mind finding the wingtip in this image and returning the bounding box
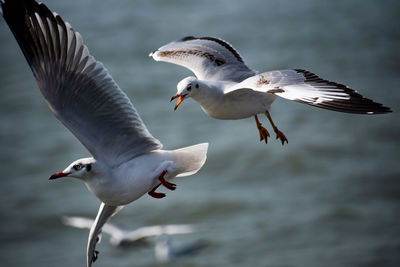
[149,50,159,59]
[179,35,196,42]
[369,106,392,114]
[60,216,73,226]
[383,105,393,113]
[293,69,393,115]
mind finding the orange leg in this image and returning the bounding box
[254,115,270,143]
[265,111,288,145]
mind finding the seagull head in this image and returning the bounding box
[49,157,97,181]
[171,76,200,110]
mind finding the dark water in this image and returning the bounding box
[0,0,399,266]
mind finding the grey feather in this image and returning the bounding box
[2,0,162,167]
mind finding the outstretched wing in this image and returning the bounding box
[62,216,125,240]
[150,36,256,82]
[1,0,162,167]
[226,69,392,114]
[86,203,123,267]
[127,224,196,241]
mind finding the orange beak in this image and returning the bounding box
[170,93,187,111]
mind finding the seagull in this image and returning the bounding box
[1,1,208,266]
[150,36,392,145]
[62,216,207,263]
[62,216,197,248]
[154,235,207,263]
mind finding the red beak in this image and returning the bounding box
[170,94,187,110]
[49,171,69,180]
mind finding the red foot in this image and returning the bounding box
[158,176,176,190]
[148,190,166,199]
[148,170,176,199]
[148,183,166,198]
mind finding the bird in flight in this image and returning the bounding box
[1,1,208,266]
[150,36,392,145]
[62,216,207,263]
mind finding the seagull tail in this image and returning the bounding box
[172,143,209,177]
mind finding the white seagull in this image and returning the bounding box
[1,1,208,266]
[150,36,392,145]
[62,216,207,263]
[62,216,197,247]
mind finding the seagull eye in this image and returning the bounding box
[187,85,192,91]
[195,84,199,88]
[86,164,92,172]
[73,164,83,171]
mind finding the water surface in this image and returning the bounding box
[0,0,399,266]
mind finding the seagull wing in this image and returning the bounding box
[86,203,123,267]
[225,69,392,114]
[62,216,95,230]
[150,36,256,82]
[1,0,162,167]
[126,224,196,241]
[62,216,125,239]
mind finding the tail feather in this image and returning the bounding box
[172,143,208,177]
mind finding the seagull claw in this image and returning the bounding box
[257,125,270,143]
[159,177,176,191]
[93,250,99,262]
[254,115,270,144]
[148,183,166,199]
[264,111,288,145]
[148,170,177,199]
[148,190,166,199]
[275,130,288,145]
[158,170,176,190]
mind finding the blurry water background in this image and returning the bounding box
[0,0,399,266]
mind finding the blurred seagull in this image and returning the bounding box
[150,36,392,145]
[154,235,207,263]
[1,1,208,266]
[62,216,207,263]
[62,216,197,247]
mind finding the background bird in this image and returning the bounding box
[62,216,207,263]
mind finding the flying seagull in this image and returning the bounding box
[62,216,207,263]
[62,216,197,248]
[1,1,208,266]
[150,36,392,145]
